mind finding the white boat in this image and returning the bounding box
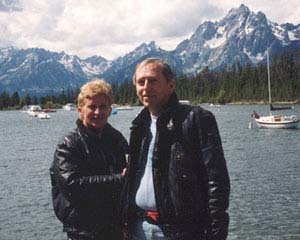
[252,112,298,129]
[209,103,221,107]
[251,49,299,129]
[37,112,51,119]
[115,105,133,111]
[63,103,76,111]
[27,105,42,117]
[179,100,191,105]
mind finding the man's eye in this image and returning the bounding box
[99,104,108,110]
[137,80,145,85]
[149,79,157,84]
[89,105,96,111]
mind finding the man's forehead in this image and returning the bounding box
[137,63,162,74]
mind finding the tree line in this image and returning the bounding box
[1,48,300,110]
[175,48,300,104]
[0,88,79,110]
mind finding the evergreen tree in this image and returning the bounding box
[11,92,20,107]
[33,96,38,105]
[20,93,32,107]
[0,91,10,109]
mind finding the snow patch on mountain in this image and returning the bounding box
[59,54,77,71]
[288,31,298,41]
[81,62,103,76]
[205,34,226,48]
[244,48,265,64]
[271,23,286,41]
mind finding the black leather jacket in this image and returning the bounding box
[121,93,230,240]
[50,119,128,236]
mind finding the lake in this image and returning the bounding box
[0,105,299,240]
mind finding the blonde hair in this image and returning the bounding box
[77,78,113,107]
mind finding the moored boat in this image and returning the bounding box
[115,105,133,111]
[63,103,76,111]
[27,105,43,117]
[252,111,299,129]
[251,49,299,129]
[43,108,56,113]
[179,100,191,105]
[111,108,118,115]
[37,112,51,119]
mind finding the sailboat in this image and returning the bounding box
[251,49,299,129]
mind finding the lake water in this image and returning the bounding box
[0,105,300,240]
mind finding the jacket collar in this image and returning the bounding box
[76,119,103,139]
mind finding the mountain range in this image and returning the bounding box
[1,4,300,95]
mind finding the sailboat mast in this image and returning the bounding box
[267,49,272,115]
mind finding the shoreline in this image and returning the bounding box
[1,101,299,111]
[224,101,300,105]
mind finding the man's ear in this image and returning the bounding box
[169,79,176,91]
[108,106,112,117]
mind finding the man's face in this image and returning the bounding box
[78,94,111,130]
[135,63,175,116]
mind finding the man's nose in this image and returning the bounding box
[94,107,101,114]
[144,79,151,89]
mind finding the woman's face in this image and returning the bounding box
[78,94,112,130]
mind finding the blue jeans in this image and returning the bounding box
[131,219,168,240]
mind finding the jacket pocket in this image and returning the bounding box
[51,185,80,225]
[169,142,197,216]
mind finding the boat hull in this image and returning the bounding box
[115,106,133,111]
[255,119,299,129]
[37,112,51,119]
[63,103,76,111]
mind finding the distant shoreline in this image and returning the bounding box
[1,101,299,111]
[226,101,300,105]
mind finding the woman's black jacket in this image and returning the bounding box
[50,120,128,235]
[121,93,230,240]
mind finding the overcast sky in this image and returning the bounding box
[1,0,300,60]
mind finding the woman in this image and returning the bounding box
[50,79,128,240]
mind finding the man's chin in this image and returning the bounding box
[90,122,105,130]
[142,102,150,107]
[142,99,154,107]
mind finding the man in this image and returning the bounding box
[121,58,230,240]
[50,79,128,240]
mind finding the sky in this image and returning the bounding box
[1,0,300,60]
